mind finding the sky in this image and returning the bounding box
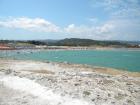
[0,0,140,40]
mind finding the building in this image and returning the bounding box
[0,44,14,50]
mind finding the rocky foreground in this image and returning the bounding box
[0,59,140,105]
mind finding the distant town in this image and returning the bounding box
[0,38,140,50]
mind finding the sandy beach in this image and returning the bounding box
[0,59,140,105]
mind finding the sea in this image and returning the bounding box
[0,49,140,72]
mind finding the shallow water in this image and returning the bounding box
[0,49,140,72]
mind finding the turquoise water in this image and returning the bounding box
[0,50,140,72]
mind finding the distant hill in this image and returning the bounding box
[0,38,139,48]
[47,38,129,47]
[120,41,140,45]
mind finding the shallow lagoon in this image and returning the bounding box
[0,49,140,72]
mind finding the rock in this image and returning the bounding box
[108,93,111,97]
[126,99,135,105]
[83,91,91,96]
[5,69,12,75]
[74,83,80,86]
[126,82,133,85]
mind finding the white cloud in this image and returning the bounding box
[97,23,114,33]
[64,23,114,40]
[91,0,140,10]
[91,0,122,9]
[88,0,140,40]
[111,8,140,19]
[88,17,98,23]
[106,19,140,40]
[0,15,140,40]
[64,18,140,40]
[0,17,60,32]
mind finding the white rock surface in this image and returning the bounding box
[0,60,140,105]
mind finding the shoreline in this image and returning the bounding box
[0,48,140,73]
[1,46,140,51]
[1,58,140,77]
[0,57,140,76]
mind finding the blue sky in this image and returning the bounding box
[0,0,140,40]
